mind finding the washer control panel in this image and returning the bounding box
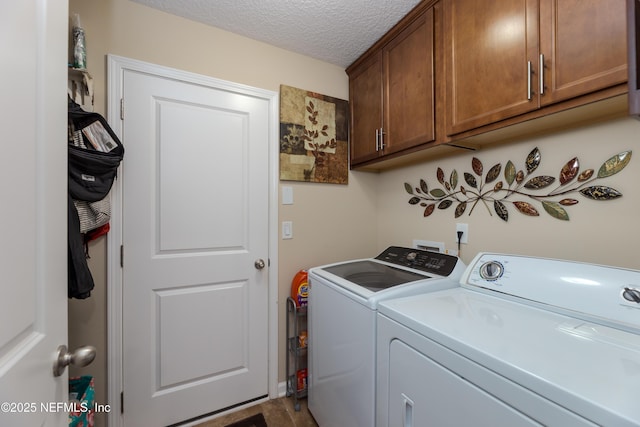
[375,246,459,276]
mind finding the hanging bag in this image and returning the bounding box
[68,98,124,202]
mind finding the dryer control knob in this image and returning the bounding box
[622,287,640,303]
[479,261,504,281]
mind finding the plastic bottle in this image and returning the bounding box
[291,269,308,307]
[72,13,86,69]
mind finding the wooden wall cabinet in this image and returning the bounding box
[347,6,437,167]
[445,0,628,135]
[347,0,629,170]
[630,0,640,118]
[348,51,383,165]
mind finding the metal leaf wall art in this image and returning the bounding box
[404,147,632,221]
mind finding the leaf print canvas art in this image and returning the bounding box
[280,85,349,184]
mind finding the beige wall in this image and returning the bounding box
[67,0,377,418]
[68,0,640,422]
[378,117,640,270]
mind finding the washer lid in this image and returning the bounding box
[316,246,463,292]
[379,289,640,427]
[322,260,428,292]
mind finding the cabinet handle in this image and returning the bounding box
[527,61,533,101]
[375,128,380,152]
[379,128,385,151]
[539,54,545,96]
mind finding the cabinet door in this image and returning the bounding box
[539,0,627,105]
[445,0,539,135]
[630,0,640,118]
[349,52,383,165]
[383,8,436,154]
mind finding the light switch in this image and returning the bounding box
[282,221,293,239]
[282,186,294,205]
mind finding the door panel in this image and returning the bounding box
[446,0,540,134]
[122,69,269,426]
[156,283,247,387]
[384,8,435,153]
[539,0,627,105]
[349,52,384,165]
[157,100,247,251]
[388,341,541,427]
[0,1,68,426]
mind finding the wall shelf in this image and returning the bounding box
[68,67,93,111]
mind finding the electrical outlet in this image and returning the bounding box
[456,223,469,244]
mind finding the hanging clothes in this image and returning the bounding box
[67,98,124,299]
[68,194,94,299]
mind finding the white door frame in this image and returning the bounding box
[105,55,280,427]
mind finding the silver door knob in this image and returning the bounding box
[53,345,96,377]
[254,259,266,270]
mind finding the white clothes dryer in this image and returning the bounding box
[377,253,640,427]
[308,246,466,427]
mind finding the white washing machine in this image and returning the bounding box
[308,246,466,427]
[376,252,640,427]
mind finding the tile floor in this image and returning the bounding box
[195,397,318,427]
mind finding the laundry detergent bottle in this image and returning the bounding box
[291,269,308,307]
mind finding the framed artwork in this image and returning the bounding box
[279,85,349,184]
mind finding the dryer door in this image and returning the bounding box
[387,340,540,427]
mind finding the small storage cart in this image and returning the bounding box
[285,296,308,411]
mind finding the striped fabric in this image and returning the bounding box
[73,197,110,234]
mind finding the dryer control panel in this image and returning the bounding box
[375,246,459,276]
[462,252,640,334]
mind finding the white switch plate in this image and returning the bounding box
[282,186,294,205]
[282,221,293,239]
[456,223,469,244]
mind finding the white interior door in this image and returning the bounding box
[0,1,68,426]
[121,66,272,426]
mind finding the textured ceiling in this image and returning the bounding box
[131,0,423,67]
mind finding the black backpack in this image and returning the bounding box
[68,98,124,202]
